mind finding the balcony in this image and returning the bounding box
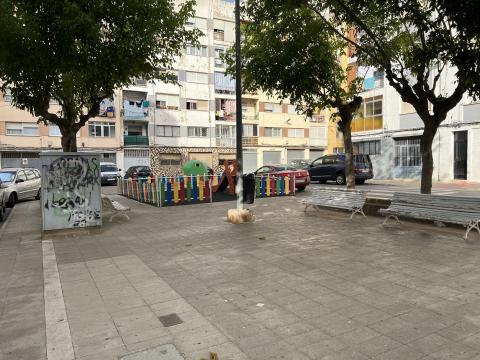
[124,135,149,146]
[216,138,236,147]
[123,101,149,121]
[242,113,259,121]
[243,137,258,146]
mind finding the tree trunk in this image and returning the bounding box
[341,120,355,189]
[420,127,437,194]
[60,126,78,152]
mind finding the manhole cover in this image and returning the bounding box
[158,313,183,327]
[119,344,184,360]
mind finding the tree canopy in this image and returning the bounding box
[295,0,480,193]
[0,0,200,151]
[227,2,363,187]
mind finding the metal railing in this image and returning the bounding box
[124,135,149,146]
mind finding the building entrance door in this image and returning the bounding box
[454,131,468,180]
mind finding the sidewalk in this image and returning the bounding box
[2,195,480,359]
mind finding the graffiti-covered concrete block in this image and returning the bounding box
[40,152,102,231]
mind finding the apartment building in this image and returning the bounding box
[0,89,123,169]
[351,66,480,182]
[0,0,333,174]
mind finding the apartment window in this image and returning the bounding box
[156,125,180,137]
[333,147,344,154]
[287,104,299,114]
[287,128,305,138]
[310,115,325,123]
[159,154,182,166]
[214,29,225,41]
[187,99,208,111]
[264,102,282,113]
[354,140,381,155]
[215,98,236,120]
[188,127,209,137]
[88,122,116,137]
[214,72,235,94]
[186,44,207,57]
[186,100,197,110]
[243,124,258,137]
[264,127,282,137]
[186,17,207,29]
[395,137,422,167]
[352,96,383,132]
[6,122,39,136]
[3,89,12,102]
[215,47,226,67]
[156,94,180,110]
[48,125,62,136]
[186,71,208,84]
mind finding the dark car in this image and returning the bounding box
[124,166,153,179]
[307,154,373,185]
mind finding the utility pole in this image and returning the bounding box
[235,0,243,209]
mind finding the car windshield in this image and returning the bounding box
[0,171,16,183]
[101,165,117,172]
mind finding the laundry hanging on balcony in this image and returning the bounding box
[123,100,149,120]
[214,72,235,94]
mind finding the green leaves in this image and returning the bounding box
[228,1,356,116]
[0,0,199,142]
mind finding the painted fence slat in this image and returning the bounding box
[118,174,295,207]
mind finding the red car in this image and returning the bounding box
[254,165,311,191]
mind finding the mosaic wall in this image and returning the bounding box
[150,146,236,176]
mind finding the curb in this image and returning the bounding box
[0,205,16,239]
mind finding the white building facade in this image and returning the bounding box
[352,66,480,182]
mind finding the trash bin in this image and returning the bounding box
[242,173,255,204]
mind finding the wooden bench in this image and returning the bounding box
[102,196,130,222]
[380,192,480,239]
[301,188,367,219]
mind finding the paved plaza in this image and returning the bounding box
[2,193,480,360]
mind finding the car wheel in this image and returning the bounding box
[296,186,306,191]
[7,193,17,208]
[35,189,41,200]
[355,179,366,185]
[0,206,3,221]
[335,173,346,185]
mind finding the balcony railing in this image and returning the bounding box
[242,114,259,121]
[216,138,236,147]
[243,137,258,146]
[124,135,149,146]
[215,137,259,146]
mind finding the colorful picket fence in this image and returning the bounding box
[255,175,296,198]
[118,174,295,207]
[118,176,212,207]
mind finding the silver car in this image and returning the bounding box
[0,168,41,208]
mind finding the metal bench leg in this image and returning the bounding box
[464,221,480,240]
[350,208,366,219]
[383,215,401,225]
[109,212,130,222]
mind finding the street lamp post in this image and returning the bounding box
[234,0,243,209]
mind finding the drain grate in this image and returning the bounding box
[158,313,183,327]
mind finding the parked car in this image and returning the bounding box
[0,168,42,208]
[289,159,310,169]
[307,154,373,185]
[254,165,311,191]
[123,166,153,180]
[100,162,121,185]
[0,182,6,221]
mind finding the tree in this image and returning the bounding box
[0,0,199,151]
[301,0,480,193]
[227,2,363,188]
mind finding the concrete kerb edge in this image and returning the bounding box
[0,205,17,239]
